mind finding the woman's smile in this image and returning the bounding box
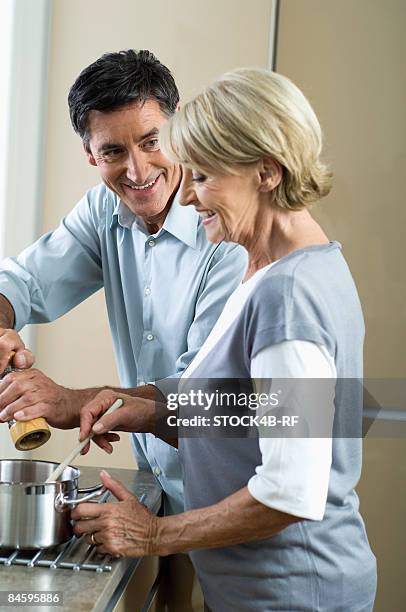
[195,208,218,225]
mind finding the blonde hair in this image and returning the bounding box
[160,68,332,210]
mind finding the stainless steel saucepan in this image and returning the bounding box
[0,459,104,550]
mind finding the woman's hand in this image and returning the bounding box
[79,388,156,454]
[71,470,159,557]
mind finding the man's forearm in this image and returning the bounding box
[72,383,163,411]
[112,383,166,402]
[0,294,15,329]
[154,486,301,556]
[67,385,154,428]
[70,387,110,411]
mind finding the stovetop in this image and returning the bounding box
[0,489,123,572]
[0,466,162,612]
[0,535,113,573]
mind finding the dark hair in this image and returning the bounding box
[68,49,179,141]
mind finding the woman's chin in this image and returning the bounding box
[202,217,226,243]
[204,226,226,243]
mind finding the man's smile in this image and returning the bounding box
[121,174,163,197]
[124,175,161,190]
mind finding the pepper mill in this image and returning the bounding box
[2,352,51,451]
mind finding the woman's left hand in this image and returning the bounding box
[71,470,159,558]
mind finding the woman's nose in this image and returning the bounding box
[178,171,197,207]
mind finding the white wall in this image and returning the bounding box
[277,2,405,609]
[29,0,274,469]
[0,0,51,459]
[0,0,14,258]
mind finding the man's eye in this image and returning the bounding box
[103,149,123,159]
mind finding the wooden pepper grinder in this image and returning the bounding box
[2,352,51,451]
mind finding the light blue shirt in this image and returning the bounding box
[0,183,247,513]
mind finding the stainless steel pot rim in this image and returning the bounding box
[0,459,80,486]
[0,460,104,550]
[0,480,77,488]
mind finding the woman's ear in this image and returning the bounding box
[258,157,282,192]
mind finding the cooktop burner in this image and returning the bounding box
[0,489,134,572]
[0,535,113,572]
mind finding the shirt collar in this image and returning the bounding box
[111,199,137,230]
[110,190,199,248]
[161,191,198,248]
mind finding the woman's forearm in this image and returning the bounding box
[154,486,301,556]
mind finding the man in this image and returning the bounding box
[0,50,247,609]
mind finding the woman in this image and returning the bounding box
[73,69,376,611]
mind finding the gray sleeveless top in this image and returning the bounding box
[173,242,376,611]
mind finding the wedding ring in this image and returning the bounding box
[90,533,97,546]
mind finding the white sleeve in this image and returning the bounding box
[247,340,336,521]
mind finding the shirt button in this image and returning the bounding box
[153,467,161,476]
[146,333,154,341]
[148,239,155,247]
[144,287,151,296]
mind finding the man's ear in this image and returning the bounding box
[176,102,181,112]
[258,157,282,192]
[83,141,97,166]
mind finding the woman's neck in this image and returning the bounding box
[243,207,329,282]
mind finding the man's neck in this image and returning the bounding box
[143,188,179,235]
[145,214,167,235]
[145,223,159,234]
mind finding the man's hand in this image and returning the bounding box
[0,328,34,373]
[79,389,156,454]
[72,470,159,558]
[0,368,81,429]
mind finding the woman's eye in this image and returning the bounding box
[144,139,160,150]
[191,173,207,183]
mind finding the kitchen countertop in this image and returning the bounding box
[0,466,162,612]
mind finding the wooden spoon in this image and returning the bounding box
[45,398,123,483]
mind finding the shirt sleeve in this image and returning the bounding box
[247,339,336,521]
[174,242,248,373]
[0,188,105,330]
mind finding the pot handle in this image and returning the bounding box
[55,484,105,512]
[77,484,106,495]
